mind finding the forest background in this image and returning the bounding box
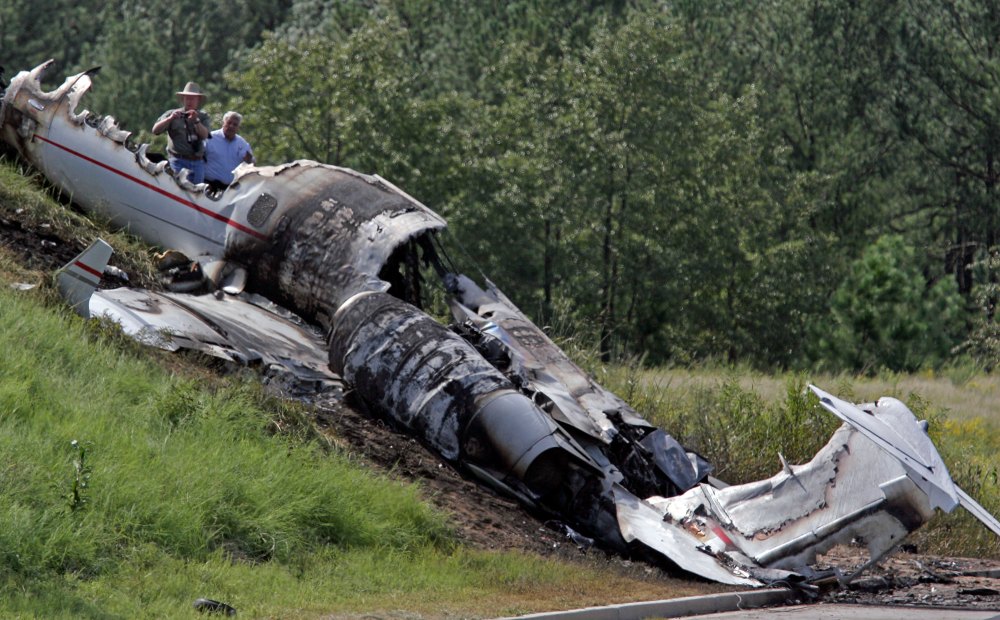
[4,0,1000,374]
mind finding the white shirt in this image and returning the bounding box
[204,129,254,185]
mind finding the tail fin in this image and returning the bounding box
[57,238,112,317]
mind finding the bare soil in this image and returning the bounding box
[3,195,999,614]
[314,401,555,555]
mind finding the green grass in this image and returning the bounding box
[0,286,431,613]
[3,546,719,618]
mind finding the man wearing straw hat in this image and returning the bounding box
[152,81,212,184]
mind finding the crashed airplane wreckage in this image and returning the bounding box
[3,61,999,587]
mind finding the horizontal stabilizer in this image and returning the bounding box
[57,238,112,317]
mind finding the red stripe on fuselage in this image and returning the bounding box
[74,259,102,279]
[34,134,267,240]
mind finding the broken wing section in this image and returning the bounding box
[56,240,341,392]
[811,385,959,511]
[813,385,1000,539]
[651,424,933,574]
[56,237,112,315]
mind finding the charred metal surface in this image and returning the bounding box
[329,291,598,498]
[243,164,445,324]
[5,61,1000,588]
[447,274,710,497]
[448,275,653,439]
[247,193,277,227]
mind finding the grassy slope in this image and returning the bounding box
[3,155,997,615]
[0,159,717,618]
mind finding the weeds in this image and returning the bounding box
[66,440,92,512]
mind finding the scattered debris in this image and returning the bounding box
[192,598,236,616]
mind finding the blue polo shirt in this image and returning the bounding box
[204,129,254,185]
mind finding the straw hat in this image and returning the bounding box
[176,82,205,98]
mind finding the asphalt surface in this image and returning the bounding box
[686,604,1000,619]
[497,589,1000,620]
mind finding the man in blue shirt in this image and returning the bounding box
[204,111,255,191]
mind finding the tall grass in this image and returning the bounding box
[919,414,1000,558]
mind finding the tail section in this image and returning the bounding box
[56,238,112,316]
[811,385,959,511]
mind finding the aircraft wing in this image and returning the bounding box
[56,239,341,392]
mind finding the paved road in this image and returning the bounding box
[498,590,1000,620]
[686,604,1000,619]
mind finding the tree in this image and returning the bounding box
[819,235,966,372]
[447,10,831,366]
[77,0,294,135]
[552,12,829,364]
[672,0,907,248]
[893,0,1000,300]
[225,19,410,168]
[959,249,1000,370]
[0,0,104,79]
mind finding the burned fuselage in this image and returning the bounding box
[3,61,998,587]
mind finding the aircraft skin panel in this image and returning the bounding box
[613,484,760,586]
[652,423,936,571]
